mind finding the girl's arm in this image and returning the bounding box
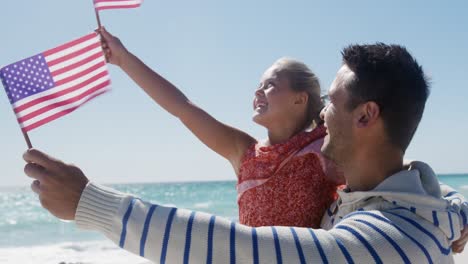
[100,28,255,172]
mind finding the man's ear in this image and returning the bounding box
[356,101,380,128]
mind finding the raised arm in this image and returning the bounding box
[100,28,255,171]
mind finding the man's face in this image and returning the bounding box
[320,65,356,165]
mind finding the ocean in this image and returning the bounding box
[1,175,467,264]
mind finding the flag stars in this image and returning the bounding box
[0,54,53,103]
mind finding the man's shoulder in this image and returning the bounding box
[332,208,454,263]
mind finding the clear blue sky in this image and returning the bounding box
[1,1,467,187]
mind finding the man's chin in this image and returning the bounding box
[321,144,336,162]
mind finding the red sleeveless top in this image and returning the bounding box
[237,125,341,228]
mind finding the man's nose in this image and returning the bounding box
[320,106,327,120]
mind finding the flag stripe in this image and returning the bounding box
[94,0,142,10]
[49,47,104,76]
[18,80,110,124]
[52,56,105,82]
[22,88,110,132]
[43,33,98,58]
[95,4,141,10]
[13,67,108,110]
[50,51,104,77]
[15,74,109,117]
[54,61,106,87]
[47,42,102,68]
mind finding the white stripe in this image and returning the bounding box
[255,227,278,263]
[143,206,172,263]
[20,85,110,128]
[48,47,103,73]
[44,36,100,62]
[188,212,211,263]
[16,75,110,118]
[12,66,108,108]
[233,225,254,263]
[275,227,301,263]
[52,56,105,82]
[95,1,141,8]
[124,199,149,257]
[164,209,192,263]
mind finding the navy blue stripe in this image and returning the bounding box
[343,211,433,264]
[410,207,416,213]
[390,206,412,212]
[334,237,354,264]
[206,215,216,264]
[461,210,467,226]
[252,228,259,264]
[386,211,451,255]
[271,227,283,264]
[432,211,439,227]
[308,228,328,263]
[336,225,382,264]
[327,208,333,216]
[444,191,458,197]
[230,222,236,264]
[119,198,136,248]
[140,204,157,257]
[160,208,177,264]
[290,228,306,264]
[183,211,196,264]
[448,212,454,240]
[354,219,410,264]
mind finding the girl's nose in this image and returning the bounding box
[255,88,263,96]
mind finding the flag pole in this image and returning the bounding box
[95,9,102,29]
[22,130,33,149]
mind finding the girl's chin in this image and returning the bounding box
[252,113,268,126]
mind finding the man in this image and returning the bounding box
[24,44,468,263]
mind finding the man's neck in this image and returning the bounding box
[344,146,404,192]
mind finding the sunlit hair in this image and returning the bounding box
[273,57,324,129]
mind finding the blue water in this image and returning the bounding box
[1,175,467,248]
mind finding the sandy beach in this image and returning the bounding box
[1,239,467,263]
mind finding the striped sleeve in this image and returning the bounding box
[440,182,468,227]
[75,182,453,264]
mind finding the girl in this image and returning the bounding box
[99,28,343,228]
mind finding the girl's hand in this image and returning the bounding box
[97,27,129,67]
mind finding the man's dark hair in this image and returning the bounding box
[342,43,429,152]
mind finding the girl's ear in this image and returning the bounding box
[294,91,309,106]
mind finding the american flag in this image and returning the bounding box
[0,32,111,132]
[94,0,143,11]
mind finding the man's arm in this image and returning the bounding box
[77,183,455,263]
[22,149,456,263]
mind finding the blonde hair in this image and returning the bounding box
[273,57,324,128]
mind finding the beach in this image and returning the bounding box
[1,239,467,263]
